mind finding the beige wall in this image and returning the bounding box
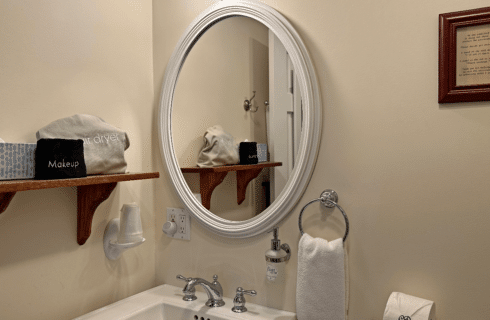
[0,0,155,319]
[2,0,490,319]
[173,16,269,167]
[154,1,490,319]
[172,16,269,220]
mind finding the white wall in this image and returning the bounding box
[153,1,490,319]
[0,1,156,319]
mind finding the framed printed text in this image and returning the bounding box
[439,7,490,103]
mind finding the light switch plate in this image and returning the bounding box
[166,208,190,240]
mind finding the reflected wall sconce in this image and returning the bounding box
[103,203,145,260]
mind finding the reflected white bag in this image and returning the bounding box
[197,125,239,168]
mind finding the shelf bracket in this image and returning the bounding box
[181,163,281,211]
[197,168,264,209]
[0,192,16,214]
[199,171,228,210]
[236,168,263,205]
[0,172,159,244]
[77,182,117,245]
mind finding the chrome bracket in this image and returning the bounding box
[320,189,338,208]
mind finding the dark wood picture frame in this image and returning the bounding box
[439,7,490,103]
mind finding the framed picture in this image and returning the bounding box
[439,7,490,103]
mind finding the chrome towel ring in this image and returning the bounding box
[298,189,350,243]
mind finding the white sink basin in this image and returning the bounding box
[74,284,296,320]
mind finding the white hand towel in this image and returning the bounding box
[383,292,435,320]
[296,233,345,320]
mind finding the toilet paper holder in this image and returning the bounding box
[383,292,435,320]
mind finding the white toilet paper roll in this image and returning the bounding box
[383,292,435,320]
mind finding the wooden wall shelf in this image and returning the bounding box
[0,172,160,245]
[181,162,281,210]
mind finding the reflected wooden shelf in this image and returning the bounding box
[0,172,160,245]
[181,162,281,210]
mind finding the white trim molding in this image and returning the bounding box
[158,0,322,238]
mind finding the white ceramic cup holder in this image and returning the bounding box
[103,203,145,260]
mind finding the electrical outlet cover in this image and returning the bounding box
[165,208,190,240]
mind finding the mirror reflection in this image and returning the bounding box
[172,16,303,221]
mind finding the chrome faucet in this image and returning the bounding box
[177,274,225,307]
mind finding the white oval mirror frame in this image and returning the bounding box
[158,0,322,238]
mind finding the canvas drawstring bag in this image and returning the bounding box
[36,114,130,175]
[197,125,239,168]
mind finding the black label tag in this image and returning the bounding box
[35,139,87,180]
[239,142,258,165]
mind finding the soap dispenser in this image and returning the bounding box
[265,227,291,282]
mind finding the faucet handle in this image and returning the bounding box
[240,288,257,296]
[176,274,191,282]
[232,287,257,313]
[176,274,197,301]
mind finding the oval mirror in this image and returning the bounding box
[158,0,321,238]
